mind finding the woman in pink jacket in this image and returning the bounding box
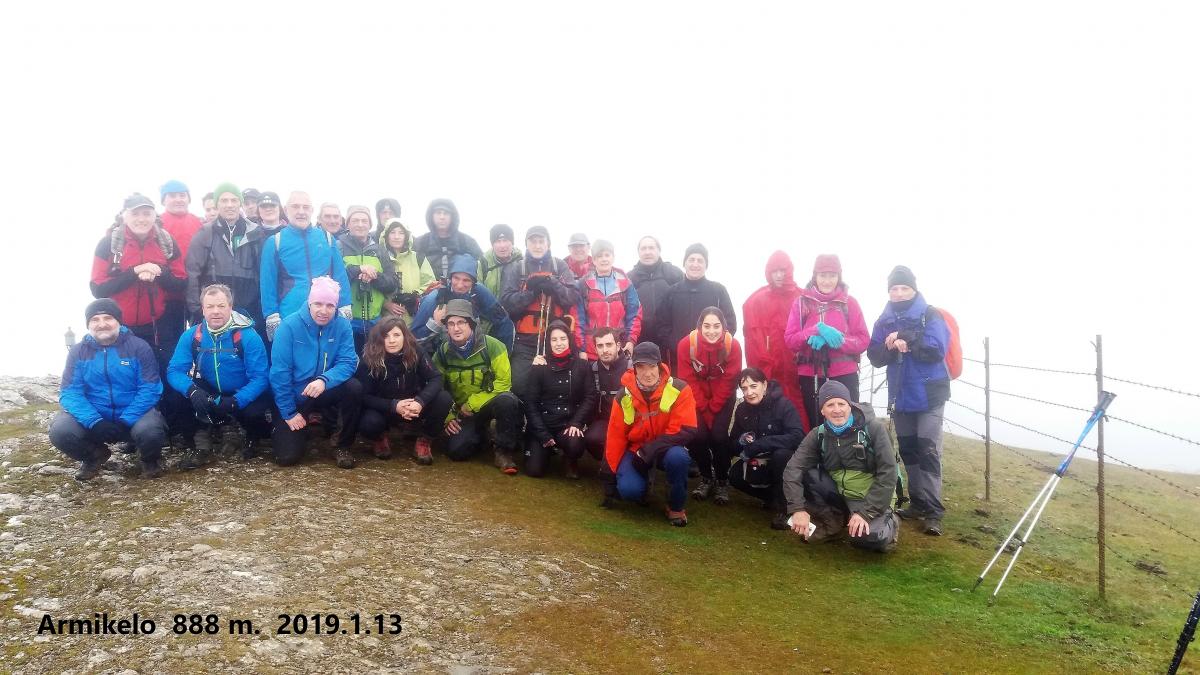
[784,254,870,426]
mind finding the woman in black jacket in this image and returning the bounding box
[524,320,598,478]
[356,316,452,465]
[726,368,807,530]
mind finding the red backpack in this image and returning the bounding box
[924,307,962,380]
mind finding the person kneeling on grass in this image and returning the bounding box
[355,316,452,465]
[782,381,899,552]
[269,276,362,469]
[603,342,698,527]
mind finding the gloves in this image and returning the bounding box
[816,321,845,349]
[338,305,353,321]
[527,275,550,294]
[215,396,238,415]
[91,419,125,443]
[265,313,281,341]
[187,386,214,415]
[806,333,827,351]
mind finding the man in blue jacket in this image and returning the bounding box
[49,299,168,480]
[166,284,271,468]
[269,276,362,468]
[411,253,514,353]
[259,191,352,341]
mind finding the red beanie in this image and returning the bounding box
[813,254,842,276]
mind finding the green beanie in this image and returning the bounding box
[213,182,241,203]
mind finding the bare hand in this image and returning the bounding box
[564,426,584,438]
[398,399,422,419]
[894,339,909,354]
[432,305,447,323]
[134,262,162,278]
[459,403,474,418]
[137,271,156,282]
[532,355,547,366]
[445,419,462,435]
[302,379,326,398]
[622,342,634,356]
[884,331,899,349]
[285,414,307,431]
[848,513,871,538]
[790,511,812,538]
[383,301,407,317]
[543,439,557,448]
[359,264,378,282]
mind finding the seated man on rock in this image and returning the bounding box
[49,299,168,480]
[269,276,362,468]
[782,380,899,552]
[166,284,272,467]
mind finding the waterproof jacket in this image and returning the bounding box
[269,310,359,419]
[160,211,203,262]
[90,224,187,328]
[259,224,352,319]
[604,364,698,472]
[354,351,444,414]
[866,292,951,413]
[341,233,398,326]
[660,277,738,361]
[411,282,515,349]
[575,269,643,360]
[184,216,265,320]
[724,380,806,458]
[378,219,435,318]
[566,255,593,279]
[433,329,513,419]
[60,327,162,429]
[784,285,871,378]
[165,311,269,408]
[783,404,897,520]
[414,199,484,281]
[480,246,522,298]
[525,340,598,444]
[743,251,802,383]
[499,253,581,343]
[590,355,630,423]
[676,329,743,426]
[627,259,683,350]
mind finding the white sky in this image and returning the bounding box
[1,1,1196,471]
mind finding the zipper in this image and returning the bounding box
[103,347,116,418]
[211,327,223,393]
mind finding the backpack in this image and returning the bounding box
[687,330,734,376]
[923,307,962,380]
[188,324,243,380]
[815,406,908,508]
[434,340,496,393]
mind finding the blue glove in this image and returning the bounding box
[816,321,845,349]
[806,333,827,351]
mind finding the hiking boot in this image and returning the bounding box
[117,441,137,455]
[219,424,247,457]
[924,519,944,536]
[372,436,393,460]
[177,436,213,470]
[74,447,112,482]
[413,437,434,465]
[881,525,900,553]
[712,480,730,506]
[564,458,580,480]
[335,447,355,469]
[141,458,164,479]
[896,506,928,521]
[691,476,713,500]
[494,449,518,475]
[240,438,259,461]
[666,508,688,527]
[770,512,791,531]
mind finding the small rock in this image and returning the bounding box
[822,669,832,674]
[976,525,997,535]
[100,566,130,581]
[1135,560,1168,576]
[190,544,213,555]
[37,465,72,476]
[974,508,991,517]
[536,574,553,588]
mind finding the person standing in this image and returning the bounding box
[675,307,742,505]
[575,239,641,360]
[627,235,683,364]
[660,243,736,371]
[414,199,484,282]
[341,205,397,354]
[378,217,435,325]
[742,250,808,429]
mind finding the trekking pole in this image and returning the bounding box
[973,391,1116,604]
[534,292,550,357]
[1168,586,1200,674]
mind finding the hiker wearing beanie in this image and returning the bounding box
[603,342,698,526]
[185,183,268,342]
[479,224,521,298]
[373,198,402,239]
[523,320,597,479]
[259,191,353,341]
[433,299,522,473]
[49,299,168,480]
[866,265,951,536]
[269,276,363,469]
[782,380,899,552]
[743,251,809,430]
[660,243,737,372]
[783,254,871,429]
[575,238,642,361]
[341,205,398,354]
[354,316,453,465]
[676,306,743,505]
[378,217,435,325]
[565,232,593,278]
[500,226,581,399]
[627,235,684,368]
[411,254,514,352]
[166,284,272,468]
[414,199,484,282]
[156,180,202,362]
[725,368,807,530]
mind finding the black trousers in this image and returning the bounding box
[799,372,860,431]
[49,410,167,464]
[686,397,737,481]
[583,418,608,461]
[523,427,587,477]
[196,391,273,442]
[358,390,453,440]
[728,445,799,510]
[272,379,363,466]
[445,392,520,461]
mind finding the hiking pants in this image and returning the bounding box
[510,339,538,401]
[523,427,587,478]
[803,467,898,553]
[799,372,859,433]
[358,390,453,440]
[893,404,945,520]
[583,418,609,461]
[728,445,800,510]
[49,409,167,465]
[687,397,736,481]
[615,446,690,511]
[445,392,520,461]
[271,379,363,466]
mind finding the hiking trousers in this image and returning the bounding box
[49,409,167,464]
[687,397,736,481]
[892,404,945,520]
[445,391,520,461]
[728,444,800,510]
[272,379,363,466]
[523,427,587,478]
[615,446,690,511]
[358,390,453,441]
[803,466,898,552]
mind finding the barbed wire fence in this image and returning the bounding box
[859,336,1199,602]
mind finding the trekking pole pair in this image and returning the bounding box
[973,391,1116,603]
[533,292,551,357]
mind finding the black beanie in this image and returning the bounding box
[684,243,709,266]
[490,224,514,243]
[887,265,917,292]
[85,298,122,323]
[818,380,853,409]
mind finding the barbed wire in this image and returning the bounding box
[1104,491,1200,546]
[1100,539,1198,600]
[1106,414,1200,448]
[962,357,1092,377]
[1102,375,1200,400]
[962,355,1200,399]
[956,379,1092,413]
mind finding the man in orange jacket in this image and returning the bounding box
[604,342,698,526]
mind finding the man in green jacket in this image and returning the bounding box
[342,205,396,354]
[434,299,521,474]
[782,380,899,553]
[479,224,521,297]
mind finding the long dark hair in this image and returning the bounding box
[363,316,420,377]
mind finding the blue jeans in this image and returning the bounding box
[616,446,690,511]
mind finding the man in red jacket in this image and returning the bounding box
[158,179,202,340]
[742,250,809,431]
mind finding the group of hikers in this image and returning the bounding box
[53,181,956,552]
